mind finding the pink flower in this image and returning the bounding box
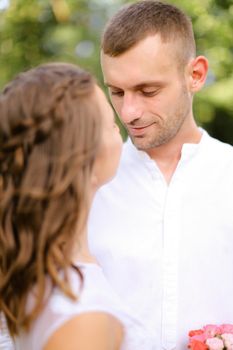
[191,334,208,343]
[221,333,233,349]
[189,330,205,337]
[189,339,208,350]
[189,329,207,343]
[206,337,224,350]
[188,324,233,350]
[203,325,221,338]
[219,325,233,335]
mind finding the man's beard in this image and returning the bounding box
[127,86,191,151]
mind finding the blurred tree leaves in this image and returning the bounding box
[0,0,232,143]
[0,0,107,83]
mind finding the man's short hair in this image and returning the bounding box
[101,1,196,65]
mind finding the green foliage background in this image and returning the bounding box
[0,0,232,143]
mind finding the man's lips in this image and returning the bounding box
[127,123,154,136]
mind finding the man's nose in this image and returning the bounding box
[120,94,142,124]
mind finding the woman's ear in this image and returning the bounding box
[187,56,209,93]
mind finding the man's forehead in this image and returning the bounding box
[101,52,178,90]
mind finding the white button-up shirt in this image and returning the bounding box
[88,131,233,350]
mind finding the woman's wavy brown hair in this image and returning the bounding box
[0,63,102,336]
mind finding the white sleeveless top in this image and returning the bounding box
[15,263,157,350]
[0,313,15,350]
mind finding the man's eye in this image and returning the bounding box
[141,90,159,97]
[110,90,124,96]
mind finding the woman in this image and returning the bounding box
[0,63,155,350]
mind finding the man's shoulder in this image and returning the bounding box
[206,133,233,149]
[202,134,233,181]
[203,133,233,159]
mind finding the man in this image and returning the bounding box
[88,1,233,349]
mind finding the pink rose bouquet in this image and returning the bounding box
[188,324,233,350]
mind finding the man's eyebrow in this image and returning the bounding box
[105,83,120,89]
[105,81,165,89]
[134,82,165,89]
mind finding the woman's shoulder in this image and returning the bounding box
[44,311,123,350]
[15,263,157,350]
[52,263,157,350]
[15,263,126,350]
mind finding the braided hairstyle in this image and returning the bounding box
[0,63,101,336]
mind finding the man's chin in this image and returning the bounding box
[129,134,154,151]
[130,133,168,151]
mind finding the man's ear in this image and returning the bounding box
[187,56,209,93]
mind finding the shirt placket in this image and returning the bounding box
[162,180,181,350]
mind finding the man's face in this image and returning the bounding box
[101,35,193,151]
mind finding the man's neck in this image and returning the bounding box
[146,126,202,184]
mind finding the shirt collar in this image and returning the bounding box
[125,128,209,164]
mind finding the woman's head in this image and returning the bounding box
[0,62,122,335]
